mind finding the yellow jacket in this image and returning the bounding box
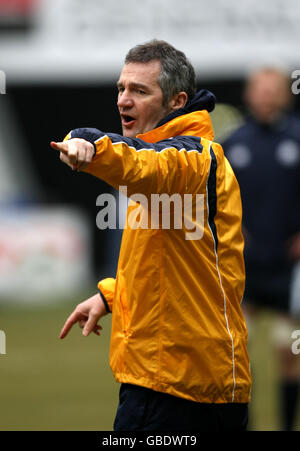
[67,103,251,403]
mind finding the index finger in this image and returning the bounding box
[59,310,82,339]
[50,141,69,154]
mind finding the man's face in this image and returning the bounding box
[245,71,290,123]
[117,60,169,137]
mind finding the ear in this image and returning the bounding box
[169,91,188,112]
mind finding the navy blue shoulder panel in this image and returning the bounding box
[113,134,203,153]
[69,128,203,154]
[69,127,105,143]
[207,145,218,250]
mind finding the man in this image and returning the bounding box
[51,40,251,431]
[223,67,300,431]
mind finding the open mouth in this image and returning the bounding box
[122,115,136,126]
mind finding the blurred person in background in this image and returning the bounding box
[223,67,300,431]
[50,40,251,431]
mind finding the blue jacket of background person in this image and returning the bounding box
[222,113,300,271]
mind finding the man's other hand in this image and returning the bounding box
[50,138,95,171]
[60,293,107,339]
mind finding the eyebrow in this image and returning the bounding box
[117,81,149,91]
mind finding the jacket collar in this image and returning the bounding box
[137,89,216,143]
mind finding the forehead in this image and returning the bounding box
[118,60,161,87]
[249,71,287,91]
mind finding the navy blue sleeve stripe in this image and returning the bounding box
[207,145,218,250]
[98,288,111,313]
[69,128,203,154]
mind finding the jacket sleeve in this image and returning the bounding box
[98,277,115,313]
[66,128,207,197]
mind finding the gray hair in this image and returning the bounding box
[125,40,196,106]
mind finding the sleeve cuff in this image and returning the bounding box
[98,288,111,313]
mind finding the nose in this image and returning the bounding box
[117,89,134,109]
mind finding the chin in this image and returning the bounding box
[123,129,137,138]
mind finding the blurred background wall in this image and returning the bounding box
[0,0,300,431]
[1,0,300,294]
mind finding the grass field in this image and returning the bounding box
[0,300,300,431]
[0,298,119,431]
